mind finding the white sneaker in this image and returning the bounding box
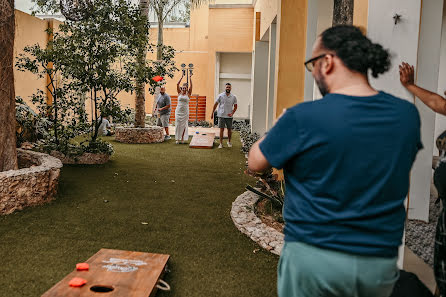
[218,143,223,149]
[165,135,171,140]
[227,142,232,148]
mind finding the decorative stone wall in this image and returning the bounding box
[0,149,63,215]
[50,151,110,165]
[231,191,284,255]
[115,126,164,144]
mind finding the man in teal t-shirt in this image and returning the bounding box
[248,26,422,297]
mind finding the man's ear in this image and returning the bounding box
[322,54,335,75]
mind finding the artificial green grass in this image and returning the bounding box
[0,133,278,297]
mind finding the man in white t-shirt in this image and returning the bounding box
[211,83,238,149]
[98,115,114,136]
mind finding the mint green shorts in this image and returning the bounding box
[278,241,399,297]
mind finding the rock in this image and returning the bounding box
[115,126,164,144]
[0,149,62,215]
[50,151,110,165]
[231,190,284,255]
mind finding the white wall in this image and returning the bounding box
[219,79,252,119]
[250,41,269,133]
[218,52,253,119]
[367,0,440,224]
[303,0,333,102]
[368,0,443,267]
[412,0,443,220]
[266,23,277,131]
[434,4,446,156]
[220,52,253,74]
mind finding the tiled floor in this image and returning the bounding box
[404,246,436,293]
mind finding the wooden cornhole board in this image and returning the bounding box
[189,133,215,149]
[42,249,170,297]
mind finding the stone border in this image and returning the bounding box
[231,190,284,255]
[115,126,164,144]
[0,149,63,215]
[50,151,111,165]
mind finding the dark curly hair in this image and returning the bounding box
[320,25,391,78]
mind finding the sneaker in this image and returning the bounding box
[218,143,223,149]
[165,135,171,140]
[176,141,179,144]
[227,142,232,148]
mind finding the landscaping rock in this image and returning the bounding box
[0,149,62,215]
[231,190,284,255]
[115,126,164,144]
[50,151,110,165]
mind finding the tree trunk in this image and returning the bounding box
[135,0,150,128]
[156,12,164,61]
[0,0,18,172]
[332,0,354,26]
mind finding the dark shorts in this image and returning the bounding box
[218,117,233,129]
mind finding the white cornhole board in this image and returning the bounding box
[189,133,215,149]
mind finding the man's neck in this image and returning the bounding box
[329,73,378,97]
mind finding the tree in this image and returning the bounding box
[150,0,183,60]
[332,0,354,26]
[16,42,89,153]
[21,0,176,153]
[0,0,18,172]
[135,0,150,127]
[168,1,190,23]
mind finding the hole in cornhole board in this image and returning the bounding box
[90,285,114,293]
[189,133,215,149]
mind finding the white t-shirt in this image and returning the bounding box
[98,118,111,136]
[216,92,237,118]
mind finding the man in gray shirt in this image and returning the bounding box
[154,86,171,140]
[211,83,238,148]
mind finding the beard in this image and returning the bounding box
[225,89,230,94]
[315,68,329,97]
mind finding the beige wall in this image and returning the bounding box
[207,7,254,119]
[353,0,369,31]
[254,0,278,40]
[14,10,49,109]
[14,5,254,122]
[129,5,254,120]
[274,0,308,117]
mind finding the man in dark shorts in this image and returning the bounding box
[211,83,237,149]
[154,86,171,140]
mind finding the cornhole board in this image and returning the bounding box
[42,249,170,297]
[189,133,215,149]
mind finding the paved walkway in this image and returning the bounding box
[168,126,228,138]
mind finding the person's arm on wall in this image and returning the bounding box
[400,62,446,115]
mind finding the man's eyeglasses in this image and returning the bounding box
[304,54,327,72]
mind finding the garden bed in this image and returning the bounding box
[115,126,164,144]
[0,149,62,215]
[231,191,284,255]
